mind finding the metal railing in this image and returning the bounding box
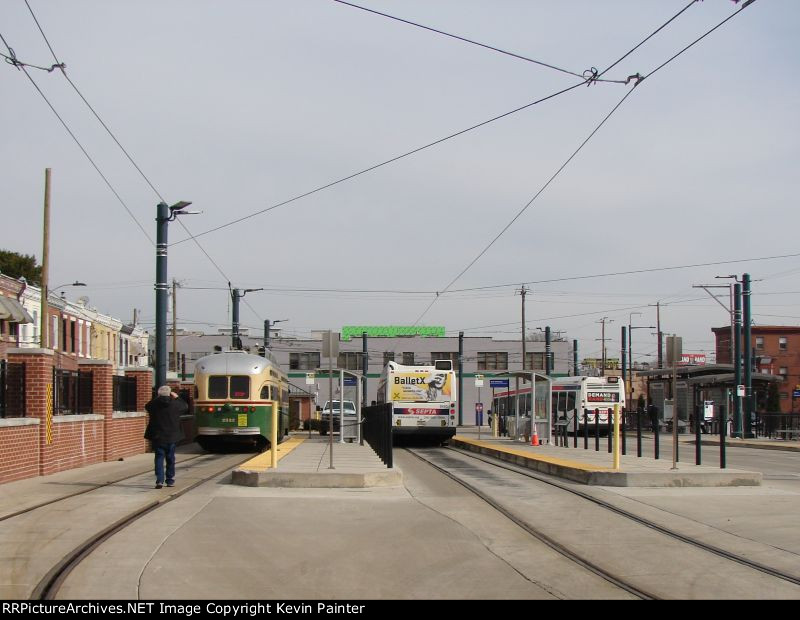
[112,375,137,412]
[361,403,393,468]
[0,360,26,418]
[53,368,93,415]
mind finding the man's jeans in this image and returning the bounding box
[153,442,177,485]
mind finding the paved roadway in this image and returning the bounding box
[58,449,636,600]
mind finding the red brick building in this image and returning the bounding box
[713,325,800,413]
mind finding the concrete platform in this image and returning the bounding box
[452,432,762,487]
[231,435,402,488]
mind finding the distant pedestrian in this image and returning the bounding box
[144,386,187,489]
[647,402,659,433]
[487,409,492,427]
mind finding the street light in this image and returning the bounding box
[50,281,86,295]
[155,200,196,389]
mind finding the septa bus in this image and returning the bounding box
[376,360,458,444]
[492,375,625,434]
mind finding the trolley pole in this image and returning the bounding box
[40,169,51,349]
[733,283,743,438]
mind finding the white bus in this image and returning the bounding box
[492,375,626,434]
[376,360,458,444]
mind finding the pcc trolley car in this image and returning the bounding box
[194,350,289,452]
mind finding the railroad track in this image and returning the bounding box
[26,452,252,600]
[406,446,800,599]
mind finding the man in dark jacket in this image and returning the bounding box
[145,386,187,489]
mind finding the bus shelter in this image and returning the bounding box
[314,368,363,444]
[487,371,552,444]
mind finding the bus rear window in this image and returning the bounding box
[230,376,250,399]
[209,376,227,399]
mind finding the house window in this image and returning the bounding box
[755,337,764,350]
[402,352,415,365]
[478,352,508,370]
[290,352,320,370]
[525,352,546,371]
[779,337,788,350]
[337,352,363,371]
[780,392,789,400]
[383,352,395,366]
[779,367,788,380]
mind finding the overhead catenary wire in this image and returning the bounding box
[170,79,589,247]
[21,1,238,290]
[0,42,155,246]
[411,0,759,325]
[331,0,627,83]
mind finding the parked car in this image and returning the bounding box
[319,400,357,435]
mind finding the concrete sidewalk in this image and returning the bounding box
[452,427,762,487]
[231,435,402,488]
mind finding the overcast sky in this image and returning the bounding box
[2,0,798,365]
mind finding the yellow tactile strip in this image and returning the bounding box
[238,437,306,472]
[453,436,612,472]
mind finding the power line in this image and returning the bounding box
[1,37,155,245]
[171,80,589,246]
[21,1,236,286]
[411,2,756,326]
[412,84,640,326]
[331,0,626,83]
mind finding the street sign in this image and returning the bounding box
[475,374,484,387]
[343,376,357,386]
[489,379,509,388]
[793,390,800,398]
[737,385,745,397]
[305,373,315,385]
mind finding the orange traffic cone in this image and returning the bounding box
[531,428,539,446]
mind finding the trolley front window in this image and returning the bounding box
[230,376,250,399]
[209,376,227,399]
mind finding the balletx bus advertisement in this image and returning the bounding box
[389,371,453,402]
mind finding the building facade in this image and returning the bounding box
[156,326,574,425]
[713,325,800,413]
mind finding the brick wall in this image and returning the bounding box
[106,414,147,460]
[42,416,104,475]
[0,420,40,483]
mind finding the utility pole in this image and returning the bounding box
[621,326,627,391]
[518,285,528,371]
[231,288,241,350]
[545,326,552,375]
[172,279,178,373]
[733,282,742,437]
[573,339,578,376]
[596,317,612,376]
[742,273,752,438]
[155,200,194,389]
[231,287,263,349]
[458,331,464,426]
[40,169,51,348]
[656,302,662,369]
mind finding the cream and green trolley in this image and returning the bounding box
[194,350,289,452]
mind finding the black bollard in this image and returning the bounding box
[594,408,600,452]
[583,410,589,450]
[654,416,660,460]
[636,408,642,458]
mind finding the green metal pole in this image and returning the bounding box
[155,201,169,389]
[733,282,742,438]
[742,273,753,438]
[458,331,464,426]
